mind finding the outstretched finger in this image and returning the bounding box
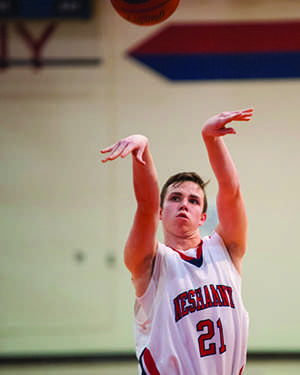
[107,142,129,161]
[238,108,254,117]
[233,108,253,115]
[233,109,254,121]
[241,107,254,113]
[237,115,253,122]
[225,111,243,122]
[218,127,237,136]
[237,116,251,122]
[120,143,136,159]
[100,144,116,154]
[101,142,126,163]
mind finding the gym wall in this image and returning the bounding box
[0,0,299,356]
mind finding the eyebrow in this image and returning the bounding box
[169,192,201,200]
[189,194,201,200]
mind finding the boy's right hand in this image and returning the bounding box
[101,135,148,165]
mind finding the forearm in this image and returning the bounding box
[101,134,160,289]
[200,109,252,269]
[132,142,160,212]
[202,133,240,194]
[125,141,160,290]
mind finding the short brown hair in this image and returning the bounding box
[160,172,209,213]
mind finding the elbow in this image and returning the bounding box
[137,197,160,216]
[218,182,242,200]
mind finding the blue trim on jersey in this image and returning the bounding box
[184,254,203,268]
[139,348,147,375]
[172,241,204,268]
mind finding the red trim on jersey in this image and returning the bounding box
[239,365,245,375]
[171,240,203,261]
[143,348,161,375]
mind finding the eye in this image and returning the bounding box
[190,198,200,205]
[170,195,180,202]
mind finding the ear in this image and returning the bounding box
[159,206,163,220]
[199,212,207,226]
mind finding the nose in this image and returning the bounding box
[179,199,188,211]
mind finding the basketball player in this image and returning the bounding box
[101,108,253,375]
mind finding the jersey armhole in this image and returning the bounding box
[135,242,164,321]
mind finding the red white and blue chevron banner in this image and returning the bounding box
[127,21,300,81]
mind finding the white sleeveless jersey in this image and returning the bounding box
[134,231,249,375]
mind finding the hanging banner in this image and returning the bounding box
[127,21,300,81]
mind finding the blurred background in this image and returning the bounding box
[0,0,299,374]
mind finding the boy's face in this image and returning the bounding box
[160,181,207,237]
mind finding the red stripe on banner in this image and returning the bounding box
[143,348,161,375]
[129,21,300,54]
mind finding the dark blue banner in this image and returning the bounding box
[0,0,92,19]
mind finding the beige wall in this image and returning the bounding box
[0,0,299,354]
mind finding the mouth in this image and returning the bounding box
[176,213,189,219]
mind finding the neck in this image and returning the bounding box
[164,231,201,251]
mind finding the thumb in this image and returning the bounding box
[136,147,146,165]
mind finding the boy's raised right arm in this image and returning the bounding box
[101,135,160,297]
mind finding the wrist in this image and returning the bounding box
[202,129,218,142]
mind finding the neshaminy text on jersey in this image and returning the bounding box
[173,284,235,322]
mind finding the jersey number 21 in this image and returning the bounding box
[197,318,226,357]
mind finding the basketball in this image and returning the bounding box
[110,0,180,26]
